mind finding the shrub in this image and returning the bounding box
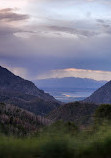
[94,104,111,124]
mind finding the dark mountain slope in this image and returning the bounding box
[48,102,98,126]
[0,66,57,101]
[0,103,51,136]
[0,90,59,115]
[0,66,60,115]
[84,80,111,104]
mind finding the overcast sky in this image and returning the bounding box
[1,0,111,81]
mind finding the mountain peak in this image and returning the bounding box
[0,65,50,99]
[0,66,60,115]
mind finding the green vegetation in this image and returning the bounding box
[0,122,111,158]
[94,104,111,122]
[0,104,111,158]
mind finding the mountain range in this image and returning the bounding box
[34,77,106,89]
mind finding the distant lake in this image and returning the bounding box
[39,87,96,103]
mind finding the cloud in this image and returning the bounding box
[0,25,18,36]
[0,8,30,38]
[36,68,111,81]
[0,8,29,22]
[42,25,98,37]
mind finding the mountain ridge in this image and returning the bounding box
[0,66,57,101]
[34,77,106,89]
[84,80,111,104]
[0,66,60,115]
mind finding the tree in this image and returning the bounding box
[94,104,111,123]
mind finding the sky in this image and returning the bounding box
[1,0,111,81]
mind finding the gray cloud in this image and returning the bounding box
[96,19,111,34]
[0,8,31,37]
[0,8,29,22]
[96,19,106,24]
[0,25,16,36]
[0,24,33,37]
[45,25,98,37]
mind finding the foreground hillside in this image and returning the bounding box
[0,118,111,158]
[84,80,111,104]
[0,104,111,158]
[48,102,98,126]
[0,66,60,115]
[0,103,51,136]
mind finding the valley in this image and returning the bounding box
[0,65,111,158]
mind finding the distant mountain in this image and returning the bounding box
[34,77,106,89]
[48,102,98,126]
[0,103,51,136]
[0,66,60,115]
[84,80,111,104]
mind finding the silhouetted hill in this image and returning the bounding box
[0,103,51,136]
[0,66,58,101]
[0,66,60,115]
[48,102,98,126]
[84,80,111,104]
